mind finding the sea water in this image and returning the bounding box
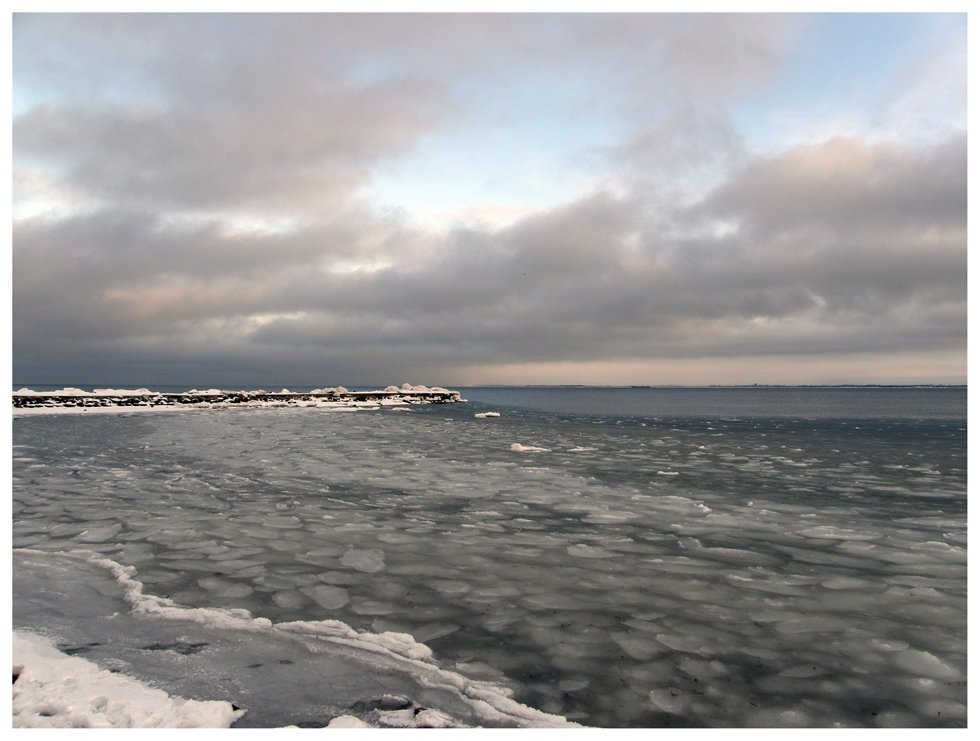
[11,387,967,727]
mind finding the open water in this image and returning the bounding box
[11,386,967,727]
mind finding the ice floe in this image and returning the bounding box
[510,443,551,453]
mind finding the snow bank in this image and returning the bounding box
[93,388,153,396]
[309,386,343,394]
[15,387,94,397]
[327,715,373,728]
[12,631,245,728]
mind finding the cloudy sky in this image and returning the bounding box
[11,12,967,387]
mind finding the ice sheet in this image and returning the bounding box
[11,399,967,727]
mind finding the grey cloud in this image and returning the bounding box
[14,13,799,87]
[496,192,642,278]
[14,126,966,381]
[14,77,443,213]
[17,205,417,280]
[14,13,798,180]
[704,134,967,234]
[659,14,802,97]
[15,16,451,217]
[613,104,748,180]
[688,136,967,324]
[11,15,965,385]
[11,12,802,251]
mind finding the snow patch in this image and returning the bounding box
[12,631,244,728]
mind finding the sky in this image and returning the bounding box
[9,10,968,388]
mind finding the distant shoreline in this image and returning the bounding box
[12,383,966,392]
[455,384,966,389]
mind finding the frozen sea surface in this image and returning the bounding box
[11,387,967,727]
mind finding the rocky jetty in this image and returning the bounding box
[12,385,462,410]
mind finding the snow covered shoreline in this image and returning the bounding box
[12,385,463,415]
[13,630,246,728]
[12,629,402,729]
[10,630,470,729]
[13,545,582,729]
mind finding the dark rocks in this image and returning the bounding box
[140,641,209,655]
[352,695,414,712]
[13,388,462,409]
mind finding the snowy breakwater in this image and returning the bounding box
[12,384,462,411]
